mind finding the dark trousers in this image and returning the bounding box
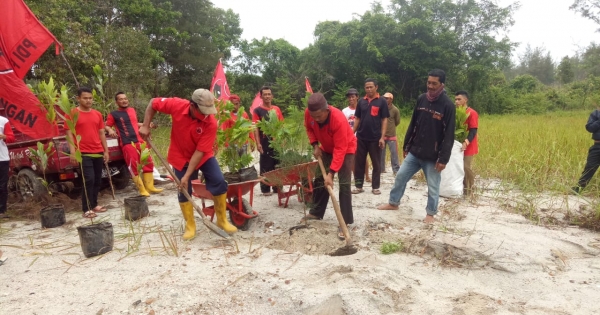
[81,155,103,212]
[173,157,227,203]
[354,138,382,189]
[0,161,9,214]
[309,152,354,224]
[259,137,279,193]
[577,143,600,189]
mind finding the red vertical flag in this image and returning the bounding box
[0,0,61,79]
[210,59,231,101]
[0,0,61,139]
[249,92,262,115]
[305,77,313,94]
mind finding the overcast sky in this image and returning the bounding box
[211,0,598,62]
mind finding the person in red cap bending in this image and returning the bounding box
[302,93,357,240]
[139,89,238,240]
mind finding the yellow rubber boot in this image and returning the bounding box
[132,175,150,197]
[213,193,238,234]
[179,202,196,240]
[142,173,164,194]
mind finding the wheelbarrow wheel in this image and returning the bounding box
[228,198,254,231]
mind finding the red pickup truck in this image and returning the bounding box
[2,107,130,200]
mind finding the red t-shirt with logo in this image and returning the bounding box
[64,108,105,153]
[464,107,479,156]
[151,97,216,170]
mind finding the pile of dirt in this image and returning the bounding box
[6,192,82,220]
[266,221,348,255]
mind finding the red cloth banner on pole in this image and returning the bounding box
[210,59,231,101]
[0,53,57,139]
[0,0,62,79]
[249,92,262,115]
[305,77,313,94]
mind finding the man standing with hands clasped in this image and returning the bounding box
[352,79,389,195]
[301,93,356,240]
[65,87,110,219]
[377,69,455,224]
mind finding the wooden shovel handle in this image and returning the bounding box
[317,157,351,244]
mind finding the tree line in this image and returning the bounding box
[25,0,600,116]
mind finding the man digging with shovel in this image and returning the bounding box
[139,89,238,240]
[302,93,356,240]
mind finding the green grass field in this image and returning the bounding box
[394,110,596,195]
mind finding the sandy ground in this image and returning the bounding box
[1,161,600,315]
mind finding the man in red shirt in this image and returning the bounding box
[65,87,110,219]
[106,92,162,197]
[0,115,15,218]
[302,93,357,240]
[252,86,284,196]
[454,91,479,197]
[139,89,237,240]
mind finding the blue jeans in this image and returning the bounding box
[173,157,227,203]
[381,139,400,173]
[389,153,440,216]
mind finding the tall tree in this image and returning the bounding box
[557,56,575,84]
[516,45,556,85]
[571,0,600,29]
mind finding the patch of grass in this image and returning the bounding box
[380,241,403,255]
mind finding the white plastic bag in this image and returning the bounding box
[439,140,464,198]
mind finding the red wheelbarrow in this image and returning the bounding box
[191,179,260,231]
[261,161,319,208]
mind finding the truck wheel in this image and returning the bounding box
[111,165,131,190]
[17,168,46,201]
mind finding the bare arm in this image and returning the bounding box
[352,117,361,134]
[105,125,117,137]
[99,129,109,162]
[65,129,78,165]
[139,99,157,139]
[379,118,387,148]
[254,127,263,154]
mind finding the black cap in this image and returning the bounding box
[346,88,359,96]
[308,93,328,111]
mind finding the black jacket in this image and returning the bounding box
[586,110,600,141]
[403,92,456,164]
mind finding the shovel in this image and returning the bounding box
[317,156,357,256]
[146,138,230,240]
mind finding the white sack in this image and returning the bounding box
[439,140,464,198]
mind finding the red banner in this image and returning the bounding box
[210,59,231,101]
[305,77,313,94]
[249,92,262,115]
[0,0,61,79]
[0,53,57,139]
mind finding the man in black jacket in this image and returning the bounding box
[377,69,455,224]
[572,108,600,194]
